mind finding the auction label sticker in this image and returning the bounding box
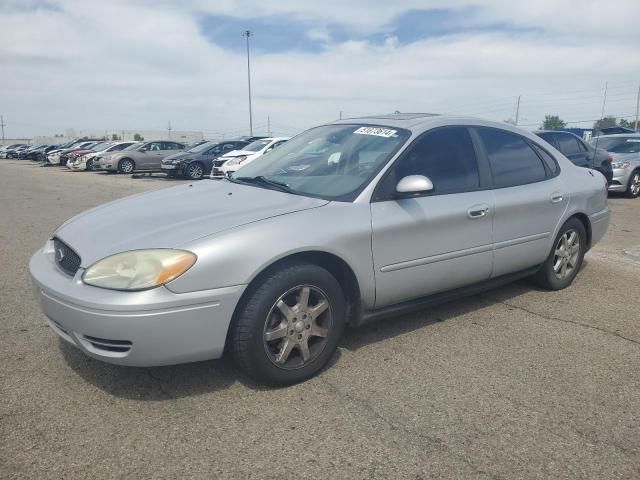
[354,127,398,138]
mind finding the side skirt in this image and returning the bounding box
[355,266,541,327]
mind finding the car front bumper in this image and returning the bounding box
[608,168,632,192]
[29,248,246,367]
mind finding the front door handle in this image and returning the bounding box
[467,205,490,219]
[550,193,564,204]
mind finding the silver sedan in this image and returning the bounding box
[590,134,640,198]
[30,115,610,386]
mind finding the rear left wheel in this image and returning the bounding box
[231,262,346,386]
[531,218,586,290]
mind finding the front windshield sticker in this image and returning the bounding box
[353,127,398,138]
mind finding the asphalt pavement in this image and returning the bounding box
[1,159,639,479]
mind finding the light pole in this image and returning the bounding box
[242,30,254,136]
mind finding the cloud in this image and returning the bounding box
[0,0,639,138]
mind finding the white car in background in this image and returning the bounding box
[68,141,138,171]
[211,137,289,178]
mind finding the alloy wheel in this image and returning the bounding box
[263,285,332,370]
[188,163,203,179]
[553,229,580,280]
[630,173,640,197]
[120,160,134,173]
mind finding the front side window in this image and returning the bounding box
[377,127,480,198]
[478,128,547,187]
[231,124,410,201]
[555,134,581,155]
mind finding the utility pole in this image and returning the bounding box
[267,116,271,136]
[0,115,5,145]
[168,120,172,139]
[635,84,640,131]
[514,95,521,126]
[242,30,254,136]
[339,111,343,120]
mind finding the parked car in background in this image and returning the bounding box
[589,134,640,198]
[99,140,186,173]
[211,137,289,178]
[535,130,613,183]
[17,145,46,159]
[68,142,137,171]
[2,144,30,158]
[29,115,609,386]
[48,141,103,166]
[161,139,250,180]
[35,145,62,163]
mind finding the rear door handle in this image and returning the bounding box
[467,205,490,219]
[550,193,564,204]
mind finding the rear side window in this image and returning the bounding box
[383,126,480,196]
[555,134,581,155]
[478,128,547,187]
[531,144,560,175]
[537,132,556,147]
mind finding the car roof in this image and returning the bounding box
[595,133,640,138]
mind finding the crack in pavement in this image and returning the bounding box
[490,297,640,347]
[320,376,505,480]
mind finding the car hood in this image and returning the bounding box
[55,180,329,267]
[221,149,257,158]
[162,151,190,163]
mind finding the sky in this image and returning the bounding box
[1,0,639,139]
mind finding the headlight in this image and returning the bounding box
[226,155,247,166]
[611,161,630,169]
[82,249,196,291]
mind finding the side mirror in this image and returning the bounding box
[396,175,433,196]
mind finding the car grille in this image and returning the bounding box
[82,335,133,354]
[53,238,81,276]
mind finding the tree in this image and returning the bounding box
[542,115,566,130]
[619,119,639,130]
[133,133,144,141]
[111,133,121,141]
[593,116,617,130]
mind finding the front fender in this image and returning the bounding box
[168,202,376,308]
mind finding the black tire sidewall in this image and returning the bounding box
[232,262,346,386]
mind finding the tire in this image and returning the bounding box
[118,158,135,174]
[625,170,640,198]
[231,261,346,386]
[185,162,204,180]
[87,159,96,171]
[531,218,586,290]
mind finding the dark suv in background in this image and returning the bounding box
[161,139,250,180]
[535,130,613,183]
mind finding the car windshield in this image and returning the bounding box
[591,136,640,153]
[187,141,216,153]
[91,142,111,151]
[244,139,272,152]
[231,124,410,201]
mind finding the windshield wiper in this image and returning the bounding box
[234,176,295,194]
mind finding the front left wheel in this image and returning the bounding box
[186,162,204,180]
[230,262,346,386]
[626,170,640,198]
